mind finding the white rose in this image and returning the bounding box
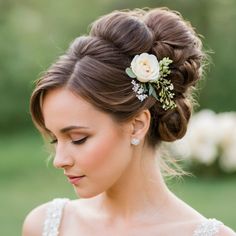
[187,110,219,165]
[131,53,159,83]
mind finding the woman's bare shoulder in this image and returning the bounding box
[22,201,49,236]
[218,224,236,236]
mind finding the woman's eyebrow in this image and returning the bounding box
[44,125,89,135]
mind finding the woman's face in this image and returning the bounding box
[42,88,134,198]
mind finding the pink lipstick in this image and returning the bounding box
[66,175,85,185]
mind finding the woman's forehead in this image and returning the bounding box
[42,88,118,132]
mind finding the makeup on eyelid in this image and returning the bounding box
[48,129,90,144]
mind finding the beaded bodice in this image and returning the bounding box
[43,198,69,236]
[193,218,223,236]
[42,198,225,236]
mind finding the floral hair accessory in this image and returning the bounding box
[125,53,176,110]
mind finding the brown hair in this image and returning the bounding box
[31,8,205,148]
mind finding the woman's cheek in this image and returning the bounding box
[77,134,119,171]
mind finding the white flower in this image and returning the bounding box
[131,53,159,83]
[169,110,219,165]
[165,109,236,173]
[217,112,236,172]
[186,110,219,165]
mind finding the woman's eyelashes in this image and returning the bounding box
[72,137,88,145]
[49,137,88,145]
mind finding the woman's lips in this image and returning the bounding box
[66,175,85,185]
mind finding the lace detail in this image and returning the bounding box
[43,198,69,236]
[193,218,223,236]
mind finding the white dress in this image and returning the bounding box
[42,198,229,236]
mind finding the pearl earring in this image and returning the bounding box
[131,138,140,146]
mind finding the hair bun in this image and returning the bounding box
[90,11,154,55]
[157,98,191,142]
[140,8,205,143]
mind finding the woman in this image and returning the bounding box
[22,7,236,236]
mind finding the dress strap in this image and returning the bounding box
[42,198,70,236]
[193,218,223,236]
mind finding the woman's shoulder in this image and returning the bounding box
[22,201,49,236]
[22,198,70,236]
[217,224,236,236]
[170,194,235,235]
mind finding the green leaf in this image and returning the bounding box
[143,84,148,93]
[125,68,136,78]
[148,83,155,96]
[151,89,158,100]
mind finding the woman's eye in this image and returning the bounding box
[72,137,87,145]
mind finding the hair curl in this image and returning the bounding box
[30,8,206,148]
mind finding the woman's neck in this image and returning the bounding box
[94,146,172,222]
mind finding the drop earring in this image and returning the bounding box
[131,138,140,146]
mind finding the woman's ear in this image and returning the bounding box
[131,109,151,141]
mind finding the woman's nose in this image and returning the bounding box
[53,143,74,169]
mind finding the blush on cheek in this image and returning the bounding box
[81,130,126,174]
[84,136,118,168]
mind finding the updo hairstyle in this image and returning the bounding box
[30,8,205,147]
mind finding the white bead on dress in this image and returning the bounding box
[43,198,69,236]
[193,218,223,236]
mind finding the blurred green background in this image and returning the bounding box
[0,0,235,235]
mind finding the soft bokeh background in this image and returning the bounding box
[0,0,236,234]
